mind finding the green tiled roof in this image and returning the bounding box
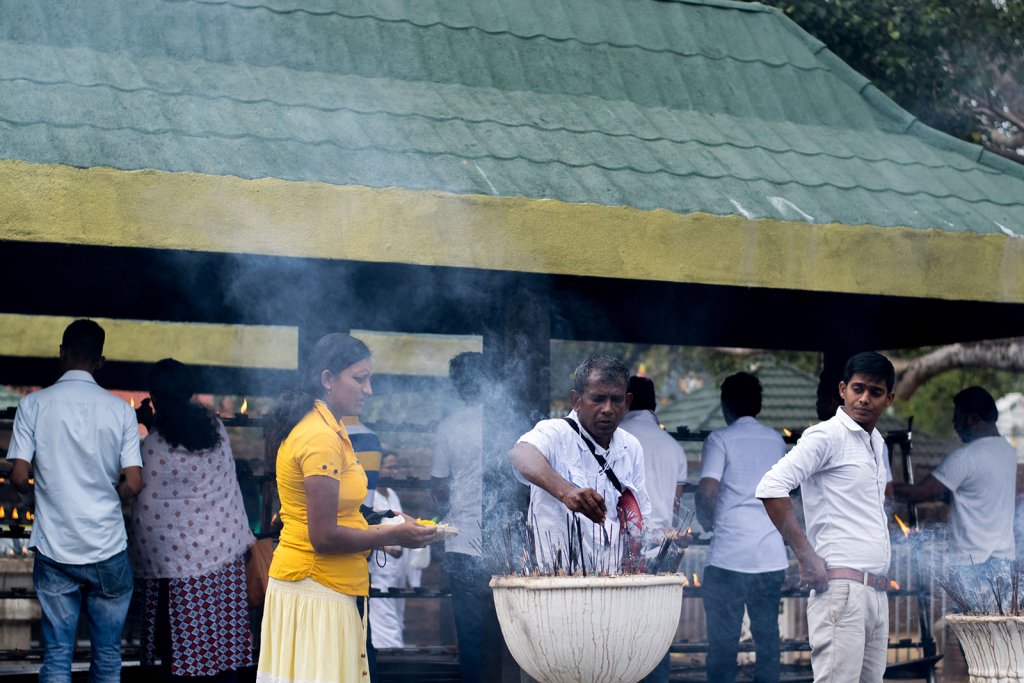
[1,0,1022,232]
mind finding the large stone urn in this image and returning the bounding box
[946,615,1024,683]
[490,574,685,683]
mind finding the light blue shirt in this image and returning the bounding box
[702,416,788,573]
[8,370,143,564]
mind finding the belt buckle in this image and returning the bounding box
[862,571,870,586]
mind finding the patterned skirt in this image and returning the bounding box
[141,555,254,676]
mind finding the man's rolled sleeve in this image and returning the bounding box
[7,398,37,464]
[119,404,143,469]
[755,428,830,499]
[701,431,726,481]
[513,424,558,486]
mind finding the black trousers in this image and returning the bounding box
[702,565,785,683]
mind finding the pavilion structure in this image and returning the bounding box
[1,1,1023,677]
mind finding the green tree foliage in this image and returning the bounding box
[890,364,1024,437]
[762,0,1023,161]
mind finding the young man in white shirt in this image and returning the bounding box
[431,352,486,683]
[509,355,651,572]
[756,352,895,683]
[893,386,1016,566]
[698,372,788,683]
[9,319,143,683]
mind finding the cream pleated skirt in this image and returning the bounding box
[256,577,370,683]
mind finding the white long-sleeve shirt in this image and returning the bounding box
[755,408,890,575]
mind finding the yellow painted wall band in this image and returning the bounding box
[0,313,298,369]
[2,159,1022,304]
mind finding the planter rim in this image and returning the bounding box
[946,614,1024,623]
[489,573,687,590]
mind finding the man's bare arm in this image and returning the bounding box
[892,474,948,504]
[508,441,605,523]
[10,460,31,494]
[762,496,828,593]
[117,466,143,501]
[695,477,720,531]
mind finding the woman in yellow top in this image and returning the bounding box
[257,333,435,683]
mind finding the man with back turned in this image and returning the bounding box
[8,319,143,683]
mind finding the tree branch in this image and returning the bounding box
[893,337,1024,400]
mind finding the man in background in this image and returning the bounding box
[431,352,486,683]
[620,375,688,531]
[9,319,143,683]
[893,386,1016,566]
[619,375,687,683]
[698,372,788,683]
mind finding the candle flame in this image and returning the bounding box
[0,506,6,519]
[890,580,900,591]
[130,397,135,409]
[692,572,701,588]
[783,428,792,437]
[28,478,34,486]
[894,513,910,538]
[25,511,33,521]
[240,398,248,415]
[11,508,18,520]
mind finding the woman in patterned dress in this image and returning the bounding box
[128,358,255,682]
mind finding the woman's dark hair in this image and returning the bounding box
[265,333,372,451]
[149,358,221,452]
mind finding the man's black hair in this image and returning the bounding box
[449,352,483,402]
[573,355,629,394]
[61,319,105,362]
[953,386,998,423]
[627,376,656,411]
[720,372,762,418]
[843,352,896,392]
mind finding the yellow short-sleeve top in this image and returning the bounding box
[269,400,370,595]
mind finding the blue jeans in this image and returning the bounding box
[34,550,134,683]
[702,565,785,683]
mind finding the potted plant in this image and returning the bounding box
[940,561,1024,683]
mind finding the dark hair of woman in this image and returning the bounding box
[265,333,372,451]
[149,358,221,452]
